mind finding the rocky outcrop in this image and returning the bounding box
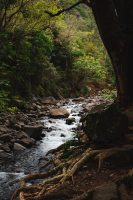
[49,108,69,118]
[82,103,128,144]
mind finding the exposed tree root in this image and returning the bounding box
[11,144,133,200]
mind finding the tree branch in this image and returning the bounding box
[6,0,24,25]
[45,0,91,17]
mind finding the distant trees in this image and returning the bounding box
[0,0,113,111]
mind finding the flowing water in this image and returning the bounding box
[0,99,84,200]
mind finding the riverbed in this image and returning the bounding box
[0,99,85,200]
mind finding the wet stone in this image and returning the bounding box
[49,108,69,118]
[66,117,76,125]
[13,143,26,151]
[60,133,65,137]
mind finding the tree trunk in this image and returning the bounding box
[90,0,133,106]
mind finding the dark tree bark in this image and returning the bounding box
[90,0,133,106]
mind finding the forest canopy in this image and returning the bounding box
[0,0,114,111]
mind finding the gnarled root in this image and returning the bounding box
[12,144,133,200]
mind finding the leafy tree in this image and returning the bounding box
[0,0,114,109]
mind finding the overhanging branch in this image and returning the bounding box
[45,0,91,17]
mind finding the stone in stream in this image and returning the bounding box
[13,143,26,151]
[66,117,76,125]
[60,133,65,137]
[18,137,35,148]
[82,103,128,144]
[0,133,12,142]
[0,126,10,133]
[1,143,11,152]
[42,96,57,105]
[23,125,43,140]
[15,131,30,139]
[0,150,12,161]
[14,131,35,147]
[38,112,47,118]
[73,97,85,102]
[49,108,69,118]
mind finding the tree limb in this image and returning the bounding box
[45,0,91,17]
[6,0,24,25]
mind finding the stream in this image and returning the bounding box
[0,99,85,200]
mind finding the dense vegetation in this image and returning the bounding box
[0,0,114,111]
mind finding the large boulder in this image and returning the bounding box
[49,108,69,118]
[23,125,43,140]
[82,103,128,144]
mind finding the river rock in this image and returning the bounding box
[15,131,30,139]
[82,103,128,144]
[13,143,26,151]
[60,133,65,137]
[49,108,69,118]
[42,97,57,105]
[19,137,35,148]
[0,150,12,160]
[66,117,75,125]
[73,97,85,102]
[23,125,43,140]
[0,126,9,133]
[38,112,46,118]
[1,143,11,152]
[0,134,12,142]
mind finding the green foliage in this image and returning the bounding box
[0,0,115,103]
[99,89,117,101]
[7,106,18,113]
